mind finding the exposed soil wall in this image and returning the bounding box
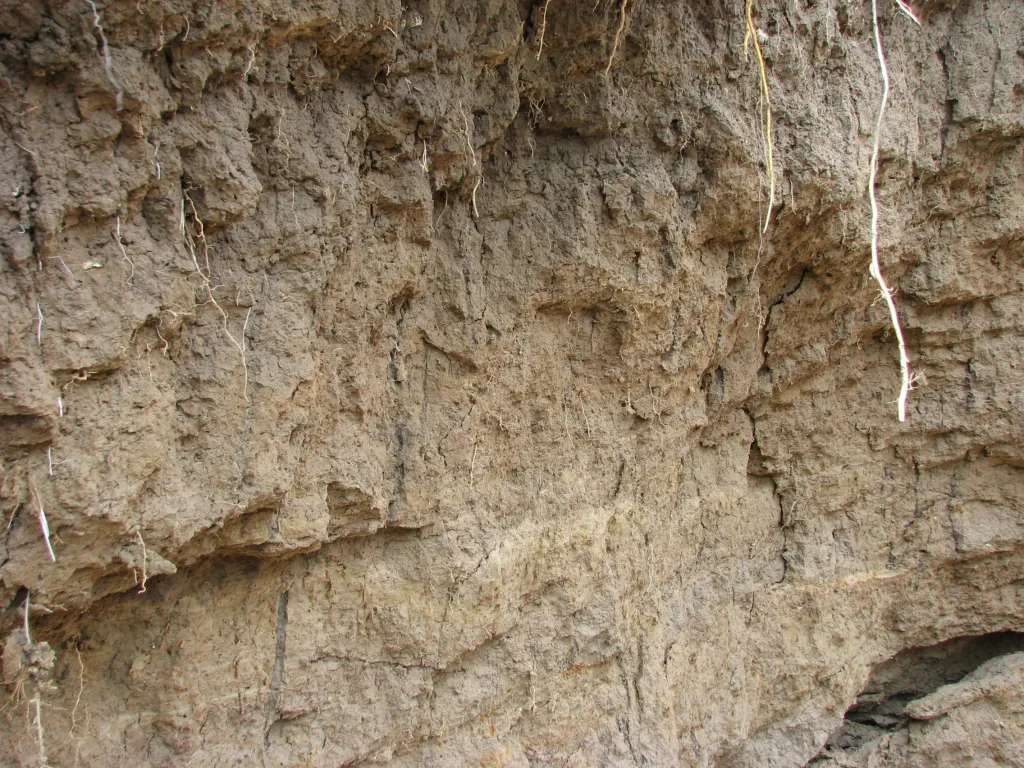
[1,0,1023,765]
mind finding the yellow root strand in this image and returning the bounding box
[605,0,629,75]
[743,0,775,233]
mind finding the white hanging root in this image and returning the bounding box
[152,140,162,180]
[894,0,920,24]
[33,488,56,562]
[70,645,85,738]
[241,306,253,399]
[33,692,46,767]
[242,41,258,79]
[36,301,43,346]
[23,590,32,644]
[136,529,149,594]
[459,105,477,167]
[536,0,552,59]
[456,106,483,218]
[14,594,48,764]
[181,190,252,402]
[114,216,135,285]
[868,0,915,422]
[85,0,124,110]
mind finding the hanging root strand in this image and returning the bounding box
[85,0,124,110]
[32,487,56,562]
[536,0,552,59]
[605,0,629,75]
[894,0,921,24]
[135,529,149,594]
[181,189,252,402]
[744,0,775,234]
[113,216,135,285]
[868,0,914,421]
[33,692,46,767]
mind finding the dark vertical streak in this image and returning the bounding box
[271,590,289,694]
[264,589,289,743]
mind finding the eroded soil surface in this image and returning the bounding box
[1,0,1023,765]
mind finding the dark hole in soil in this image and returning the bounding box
[811,631,1024,761]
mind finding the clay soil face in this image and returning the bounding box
[1,0,1024,766]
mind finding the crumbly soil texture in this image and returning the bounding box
[1,0,1023,765]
